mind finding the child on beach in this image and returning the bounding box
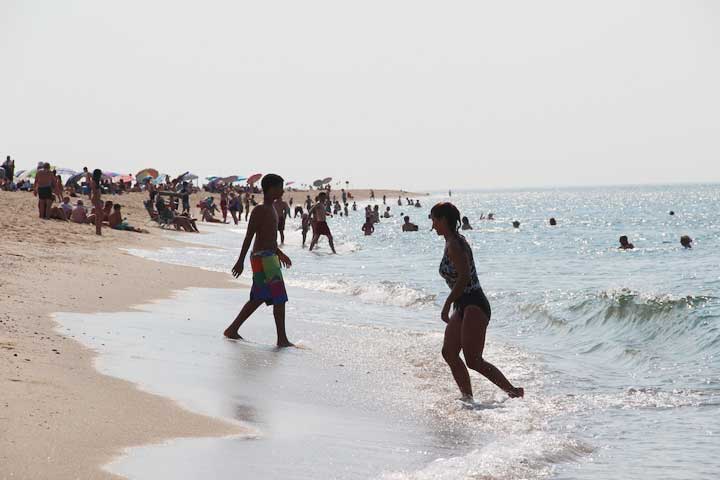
[223,174,294,347]
[300,213,310,247]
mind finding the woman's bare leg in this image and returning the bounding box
[442,312,473,397]
[461,306,523,397]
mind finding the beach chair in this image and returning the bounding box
[144,199,172,228]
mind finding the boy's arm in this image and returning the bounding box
[276,246,292,268]
[232,209,258,277]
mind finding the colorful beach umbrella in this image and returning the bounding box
[247,173,262,185]
[286,181,295,186]
[136,168,159,179]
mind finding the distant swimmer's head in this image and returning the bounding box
[261,174,284,200]
[512,220,520,228]
[549,217,557,226]
[404,215,410,223]
[619,235,634,249]
[680,235,693,249]
[462,216,470,225]
[669,211,675,216]
[430,202,461,236]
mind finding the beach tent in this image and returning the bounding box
[136,168,159,179]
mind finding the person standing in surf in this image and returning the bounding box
[308,191,337,254]
[431,202,523,401]
[223,174,293,347]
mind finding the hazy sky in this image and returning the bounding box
[2,1,719,190]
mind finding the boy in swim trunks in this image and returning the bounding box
[308,191,337,254]
[223,174,294,347]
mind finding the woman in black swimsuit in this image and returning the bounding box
[431,202,523,401]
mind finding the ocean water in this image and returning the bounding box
[59,184,720,479]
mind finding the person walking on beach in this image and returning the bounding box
[273,196,289,245]
[33,163,56,219]
[87,168,104,235]
[223,174,293,347]
[431,202,523,401]
[308,191,337,254]
[243,192,251,221]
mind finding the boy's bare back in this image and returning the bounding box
[249,204,279,252]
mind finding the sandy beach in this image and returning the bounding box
[0,187,416,479]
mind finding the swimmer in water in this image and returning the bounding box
[680,235,693,249]
[461,216,472,230]
[431,202,524,401]
[361,217,375,236]
[402,215,418,232]
[619,235,634,250]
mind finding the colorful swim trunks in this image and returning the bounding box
[250,250,288,305]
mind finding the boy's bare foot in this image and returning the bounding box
[277,339,294,348]
[507,387,524,398]
[223,329,243,340]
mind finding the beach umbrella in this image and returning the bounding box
[179,172,198,181]
[116,174,134,183]
[103,170,121,178]
[234,176,247,182]
[153,174,169,185]
[206,176,219,181]
[313,179,323,188]
[55,167,78,177]
[222,175,239,183]
[136,168,159,179]
[322,177,332,185]
[247,173,262,185]
[286,181,295,186]
[65,172,85,187]
[14,169,25,178]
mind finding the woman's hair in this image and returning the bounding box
[92,169,102,185]
[462,216,469,223]
[431,202,462,233]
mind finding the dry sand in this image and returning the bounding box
[0,187,416,479]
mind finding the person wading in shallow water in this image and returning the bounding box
[431,202,524,401]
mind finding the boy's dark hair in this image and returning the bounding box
[261,174,284,192]
[113,204,121,210]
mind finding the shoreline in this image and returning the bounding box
[0,191,247,479]
[0,186,425,478]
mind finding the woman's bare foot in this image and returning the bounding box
[507,387,524,398]
[277,339,294,348]
[223,329,243,340]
